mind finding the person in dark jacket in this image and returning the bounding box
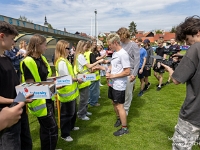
[4,41,23,79]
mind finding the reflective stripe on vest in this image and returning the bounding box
[74,54,91,89]
[58,87,78,97]
[84,50,100,81]
[55,57,79,102]
[29,103,46,112]
[20,56,51,117]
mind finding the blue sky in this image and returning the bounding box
[0,0,200,35]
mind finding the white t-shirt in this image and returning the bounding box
[100,50,106,56]
[58,60,69,76]
[77,54,87,72]
[111,48,130,91]
[19,49,26,54]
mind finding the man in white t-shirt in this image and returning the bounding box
[106,33,130,136]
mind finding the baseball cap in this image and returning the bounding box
[143,39,150,44]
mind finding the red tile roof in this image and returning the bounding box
[141,37,155,43]
[134,32,175,43]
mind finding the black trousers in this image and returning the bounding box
[37,101,58,150]
[60,99,77,138]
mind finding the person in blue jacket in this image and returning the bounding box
[4,41,23,79]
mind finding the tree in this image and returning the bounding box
[128,21,137,36]
[155,29,163,34]
[19,15,33,23]
[48,24,53,29]
[170,26,176,33]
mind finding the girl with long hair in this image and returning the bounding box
[20,34,58,150]
[74,40,103,120]
[88,41,106,107]
[19,40,27,56]
[54,40,81,142]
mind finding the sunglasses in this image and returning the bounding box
[66,47,70,50]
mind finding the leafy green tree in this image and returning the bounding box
[48,24,53,29]
[19,15,33,23]
[170,26,176,33]
[129,21,137,36]
[155,29,163,34]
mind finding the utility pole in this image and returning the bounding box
[94,9,97,41]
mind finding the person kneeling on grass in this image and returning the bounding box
[106,33,130,136]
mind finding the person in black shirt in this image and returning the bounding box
[21,34,58,150]
[152,39,166,91]
[165,38,181,85]
[88,41,105,107]
[0,21,32,150]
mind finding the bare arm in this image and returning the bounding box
[106,68,130,79]
[85,59,104,69]
[141,57,146,70]
[96,54,106,60]
[0,96,13,104]
[161,64,180,85]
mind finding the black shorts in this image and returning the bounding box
[108,86,125,104]
[138,68,145,79]
[143,67,151,77]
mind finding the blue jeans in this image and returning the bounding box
[88,80,100,106]
[0,106,32,150]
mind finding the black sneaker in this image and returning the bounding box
[114,119,121,127]
[143,85,148,91]
[147,82,151,89]
[165,81,170,85]
[157,86,161,91]
[113,128,129,136]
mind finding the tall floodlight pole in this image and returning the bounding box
[91,17,93,37]
[94,9,97,41]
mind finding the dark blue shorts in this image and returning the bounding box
[138,68,145,79]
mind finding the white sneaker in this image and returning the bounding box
[61,136,73,142]
[72,127,80,131]
[99,83,103,86]
[80,116,90,120]
[86,112,92,116]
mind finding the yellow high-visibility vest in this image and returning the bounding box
[20,55,52,117]
[55,57,79,102]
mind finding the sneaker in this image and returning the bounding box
[143,85,148,91]
[156,84,164,87]
[79,116,90,121]
[72,127,80,131]
[114,119,121,127]
[165,81,170,85]
[61,136,73,142]
[113,128,129,136]
[157,86,161,91]
[94,103,100,106]
[147,82,151,89]
[86,112,92,116]
[90,103,100,107]
[138,91,143,97]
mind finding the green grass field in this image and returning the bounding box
[29,50,200,150]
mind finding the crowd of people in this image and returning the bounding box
[0,15,200,150]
